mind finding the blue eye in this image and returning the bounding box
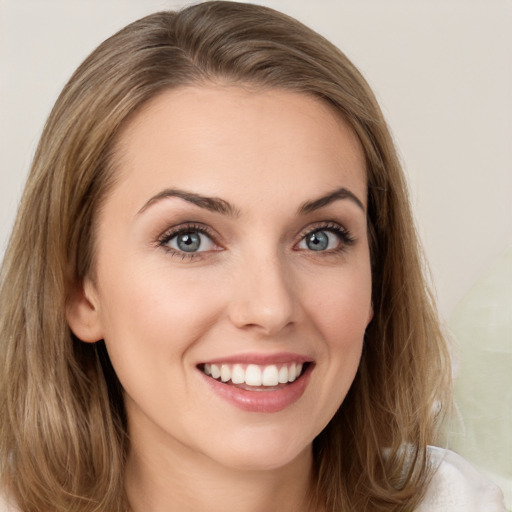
[297,225,353,252]
[163,228,216,253]
[305,230,330,251]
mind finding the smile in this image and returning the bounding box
[200,362,305,388]
[197,357,313,413]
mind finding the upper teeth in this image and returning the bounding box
[202,363,304,387]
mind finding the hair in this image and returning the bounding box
[0,2,452,511]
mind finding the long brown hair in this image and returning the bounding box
[0,2,451,510]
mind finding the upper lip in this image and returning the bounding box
[198,352,313,366]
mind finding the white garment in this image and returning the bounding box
[417,447,505,512]
[0,448,505,511]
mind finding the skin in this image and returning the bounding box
[67,85,373,512]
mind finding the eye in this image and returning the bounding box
[158,224,219,255]
[299,230,339,251]
[301,230,336,251]
[296,224,354,253]
[166,230,215,253]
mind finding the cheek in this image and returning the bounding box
[96,261,224,366]
[294,263,371,434]
[302,264,372,346]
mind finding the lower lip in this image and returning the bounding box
[199,365,313,413]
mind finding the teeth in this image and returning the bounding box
[220,364,230,382]
[231,364,245,384]
[288,363,297,382]
[278,366,289,384]
[201,362,306,387]
[262,365,279,386]
[245,365,262,386]
[211,364,221,379]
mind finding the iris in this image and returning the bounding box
[177,232,201,252]
[306,231,329,251]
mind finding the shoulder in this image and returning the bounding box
[417,447,506,512]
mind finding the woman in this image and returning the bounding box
[0,2,505,511]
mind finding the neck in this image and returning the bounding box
[125,439,316,512]
[124,411,318,512]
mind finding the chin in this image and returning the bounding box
[202,425,314,473]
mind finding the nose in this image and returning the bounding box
[228,252,297,336]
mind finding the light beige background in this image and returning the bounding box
[1,0,511,505]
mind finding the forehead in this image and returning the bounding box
[109,85,367,212]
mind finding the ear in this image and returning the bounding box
[66,278,104,343]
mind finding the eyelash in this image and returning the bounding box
[156,221,355,261]
[296,222,355,254]
[157,223,219,260]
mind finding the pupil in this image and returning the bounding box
[177,232,200,252]
[307,231,328,251]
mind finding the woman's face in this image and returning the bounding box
[73,86,372,472]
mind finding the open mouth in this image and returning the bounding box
[197,362,311,390]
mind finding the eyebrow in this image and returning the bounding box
[138,185,365,217]
[138,188,240,217]
[298,187,366,214]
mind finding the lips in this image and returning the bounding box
[197,355,313,413]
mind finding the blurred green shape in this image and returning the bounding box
[449,244,511,507]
